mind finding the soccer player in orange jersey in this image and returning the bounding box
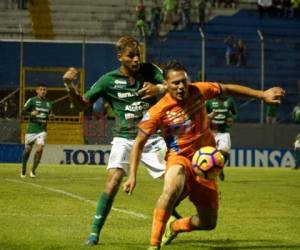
[123,61,285,250]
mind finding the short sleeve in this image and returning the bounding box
[84,75,108,103]
[138,105,162,136]
[192,82,222,100]
[23,98,33,111]
[152,63,164,83]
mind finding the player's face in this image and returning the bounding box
[36,86,47,99]
[118,47,141,75]
[166,70,190,101]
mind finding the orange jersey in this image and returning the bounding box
[139,82,222,159]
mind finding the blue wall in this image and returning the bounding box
[0,144,24,163]
[0,41,118,89]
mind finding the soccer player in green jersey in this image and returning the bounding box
[206,95,238,180]
[21,83,53,178]
[63,36,168,246]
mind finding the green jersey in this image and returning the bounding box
[292,105,300,124]
[205,96,238,133]
[84,63,163,139]
[23,96,53,133]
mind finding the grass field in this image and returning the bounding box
[1,164,300,250]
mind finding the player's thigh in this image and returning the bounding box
[189,181,219,216]
[141,136,166,179]
[25,133,37,146]
[36,132,47,145]
[215,132,231,152]
[107,137,132,174]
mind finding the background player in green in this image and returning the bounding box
[206,95,238,180]
[21,83,53,178]
[63,36,168,246]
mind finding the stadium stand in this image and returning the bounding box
[147,8,300,122]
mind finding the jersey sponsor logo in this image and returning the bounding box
[117,92,137,98]
[61,149,110,165]
[212,108,227,112]
[114,79,127,85]
[125,113,139,120]
[214,114,226,120]
[125,101,149,112]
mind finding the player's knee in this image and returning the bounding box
[105,170,125,195]
[24,145,32,154]
[194,221,216,231]
[202,222,217,230]
[36,145,44,153]
[193,215,217,230]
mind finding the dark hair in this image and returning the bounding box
[163,61,187,79]
[116,36,140,53]
[36,83,47,87]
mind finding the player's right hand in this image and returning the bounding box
[63,67,78,85]
[123,177,136,195]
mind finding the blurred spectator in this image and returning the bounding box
[224,0,237,8]
[292,100,300,123]
[0,95,17,119]
[6,97,17,118]
[224,35,237,65]
[135,0,149,40]
[257,0,273,18]
[17,0,27,9]
[282,0,292,17]
[2,0,15,10]
[197,0,206,27]
[265,104,278,124]
[150,0,162,37]
[236,39,246,67]
[162,0,177,27]
[272,0,283,16]
[293,133,300,169]
[291,0,300,17]
[179,0,192,29]
[232,0,239,8]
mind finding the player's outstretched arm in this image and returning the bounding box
[123,132,149,195]
[221,84,285,104]
[63,67,90,111]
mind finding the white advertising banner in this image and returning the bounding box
[24,144,297,168]
[28,144,111,165]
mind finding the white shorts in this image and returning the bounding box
[107,136,166,178]
[25,132,47,146]
[213,132,231,153]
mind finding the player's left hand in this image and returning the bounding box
[138,82,160,99]
[262,87,285,104]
